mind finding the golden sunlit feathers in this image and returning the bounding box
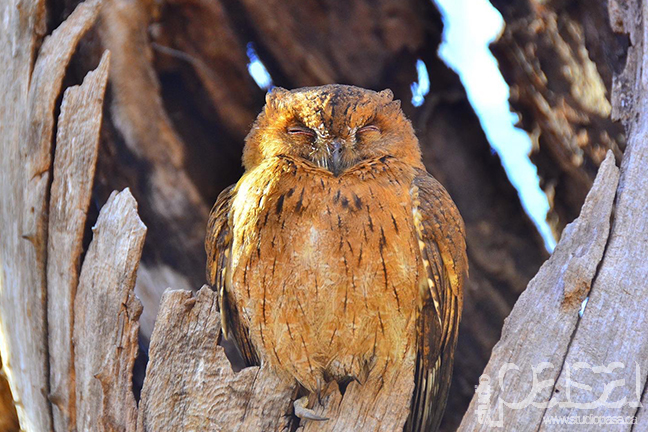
[206,84,467,432]
[243,85,423,173]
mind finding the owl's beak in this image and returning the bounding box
[329,140,343,176]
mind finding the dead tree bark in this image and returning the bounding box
[489,0,627,235]
[48,50,110,432]
[0,0,104,429]
[459,0,648,428]
[74,189,144,431]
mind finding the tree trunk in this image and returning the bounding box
[489,0,627,235]
[460,0,648,428]
[0,0,644,430]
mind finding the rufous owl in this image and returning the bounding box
[206,84,467,431]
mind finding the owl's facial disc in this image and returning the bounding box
[242,85,422,173]
[287,123,376,176]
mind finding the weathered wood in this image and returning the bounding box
[489,0,626,234]
[138,286,416,432]
[540,151,646,427]
[538,0,648,426]
[137,287,295,432]
[300,365,415,432]
[458,151,619,430]
[74,189,146,432]
[47,50,110,432]
[459,0,648,429]
[0,0,100,429]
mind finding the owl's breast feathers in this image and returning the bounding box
[206,154,467,431]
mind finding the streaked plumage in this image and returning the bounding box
[206,85,467,431]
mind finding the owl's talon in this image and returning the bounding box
[294,396,328,421]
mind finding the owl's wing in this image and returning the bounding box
[405,171,468,432]
[205,185,259,366]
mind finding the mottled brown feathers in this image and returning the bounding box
[205,84,467,431]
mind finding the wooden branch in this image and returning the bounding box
[47,50,110,432]
[300,363,414,432]
[538,0,648,425]
[74,189,146,432]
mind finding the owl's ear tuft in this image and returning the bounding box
[266,87,289,109]
[387,99,402,113]
[378,89,394,101]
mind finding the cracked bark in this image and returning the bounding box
[74,189,145,432]
[0,0,103,428]
[48,50,110,432]
[136,287,296,432]
[458,152,619,430]
[489,0,628,235]
[459,1,648,429]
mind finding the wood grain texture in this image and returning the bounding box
[458,151,619,431]
[137,286,295,432]
[299,363,415,432]
[536,1,648,424]
[47,50,110,432]
[537,0,648,427]
[489,0,626,234]
[0,0,100,429]
[138,286,418,432]
[74,189,146,432]
[459,1,648,428]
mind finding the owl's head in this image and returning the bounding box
[242,85,423,175]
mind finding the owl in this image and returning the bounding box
[205,85,467,431]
